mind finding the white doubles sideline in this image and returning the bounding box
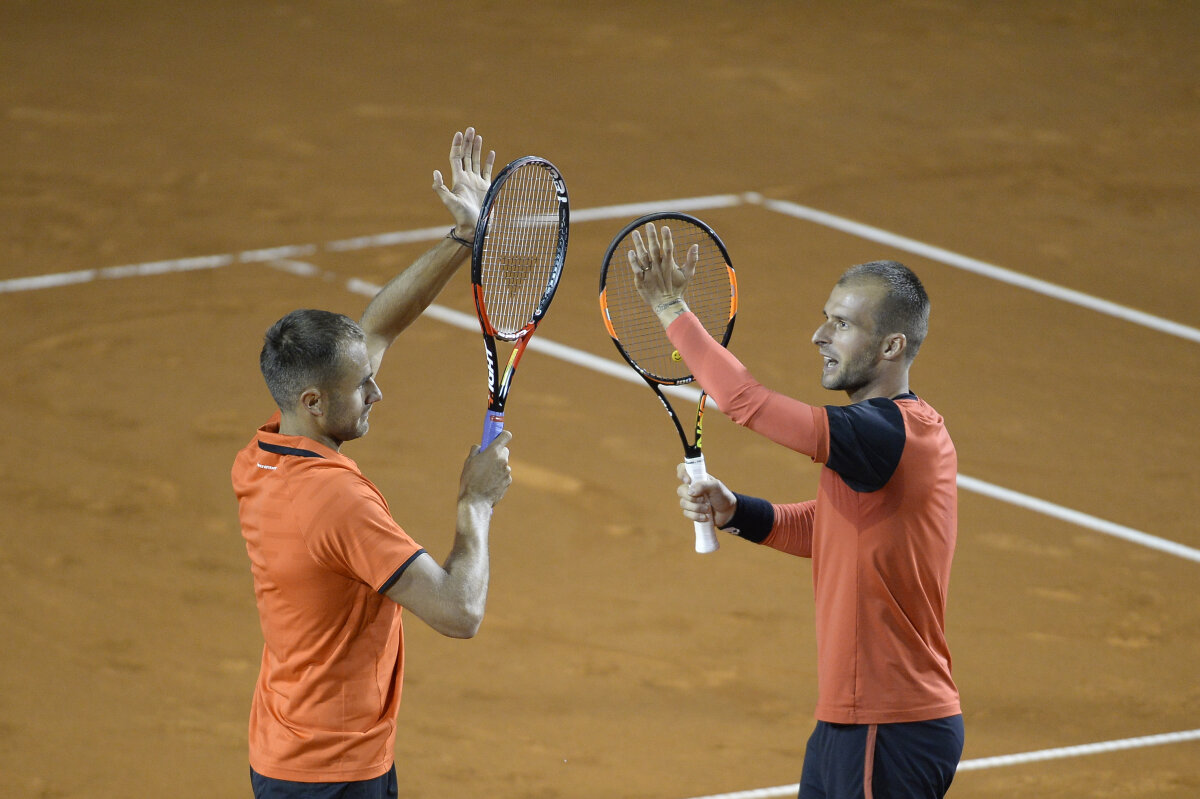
[342,282,1200,565]
[681,728,1200,799]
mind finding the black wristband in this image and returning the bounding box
[720,493,775,544]
[446,228,473,248]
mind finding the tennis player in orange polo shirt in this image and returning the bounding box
[631,224,963,799]
[232,128,512,799]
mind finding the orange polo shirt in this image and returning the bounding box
[231,413,425,782]
[668,313,960,725]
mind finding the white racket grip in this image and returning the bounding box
[684,454,720,554]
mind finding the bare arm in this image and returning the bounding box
[361,127,496,375]
[384,431,512,638]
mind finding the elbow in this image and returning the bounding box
[441,603,485,639]
[721,386,762,427]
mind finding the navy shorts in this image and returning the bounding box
[797,715,964,799]
[250,764,398,799]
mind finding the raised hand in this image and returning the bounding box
[629,222,700,327]
[432,127,496,241]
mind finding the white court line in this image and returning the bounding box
[0,194,746,292]
[321,194,746,252]
[2,190,1197,350]
[567,193,745,223]
[0,254,235,292]
[678,728,1200,799]
[957,475,1200,563]
[754,196,1200,345]
[344,279,705,404]
[340,279,1200,565]
[2,199,1195,562]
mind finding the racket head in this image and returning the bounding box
[472,156,569,342]
[599,212,737,385]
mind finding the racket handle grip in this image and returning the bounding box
[481,411,506,448]
[684,454,720,554]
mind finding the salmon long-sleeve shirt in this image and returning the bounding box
[668,313,960,724]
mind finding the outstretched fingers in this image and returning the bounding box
[628,228,659,289]
[462,127,477,174]
[433,127,496,230]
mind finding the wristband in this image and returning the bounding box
[721,493,775,543]
[447,228,473,248]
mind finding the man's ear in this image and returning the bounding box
[881,333,907,361]
[299,386,324,418]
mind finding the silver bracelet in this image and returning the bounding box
[446,228,473,248]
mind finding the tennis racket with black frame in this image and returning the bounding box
[599,212,738,553]
[472,156,569,447]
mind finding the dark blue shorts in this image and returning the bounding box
[797,715,964,799]
[250,764,398,799]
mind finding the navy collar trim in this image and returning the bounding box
[258,441,325,459]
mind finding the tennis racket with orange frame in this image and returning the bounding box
[599,212,738,553]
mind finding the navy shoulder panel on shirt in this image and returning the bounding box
[824,394,912,493]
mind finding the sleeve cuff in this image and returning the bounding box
[378,549,427,594]
[720,493,774,543]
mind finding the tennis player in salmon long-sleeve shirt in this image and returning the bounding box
[628,223,963,799]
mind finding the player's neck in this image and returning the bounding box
[845,370,909,404]
[279,411,342,452]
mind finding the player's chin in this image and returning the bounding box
[341,418,370,441]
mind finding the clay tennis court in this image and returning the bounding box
[2,2,1197,797]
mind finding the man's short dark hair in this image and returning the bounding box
[260,309,365,409]
[838,260,930,359]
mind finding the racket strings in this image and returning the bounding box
[479,166,563,339]
[604,226,734,383]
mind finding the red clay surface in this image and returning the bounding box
[2,2,1198,797]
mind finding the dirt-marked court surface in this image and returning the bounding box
[2,2,1198,797]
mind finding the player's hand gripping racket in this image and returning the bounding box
[599,213,737,553]
[472,156,569,447]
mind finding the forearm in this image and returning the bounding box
[383,499,493,638]
[667,312,825,456]
[762,501,816,558]
[360,234,472,360]
[719,495,813,558]
[437,499,492,637]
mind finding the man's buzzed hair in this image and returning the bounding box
[839,260,930,360]
[260,309,365,409]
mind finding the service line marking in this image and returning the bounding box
[340,279,1200,565]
